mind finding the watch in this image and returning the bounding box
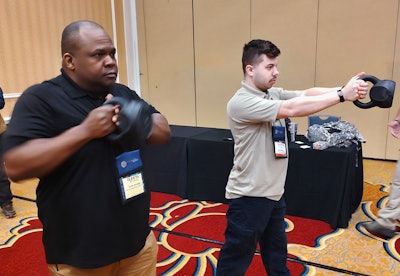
[337,88,345,102]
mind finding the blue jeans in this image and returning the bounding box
[0,133,12,206]
[217,196,289,276]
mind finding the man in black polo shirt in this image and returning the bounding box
[3,20,171,275]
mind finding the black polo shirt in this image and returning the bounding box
[4,72,158,268]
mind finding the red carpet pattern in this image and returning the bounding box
[0,216,49,276]
[149,192,348,275]
[0,192,341,276]
[2,159,400,276]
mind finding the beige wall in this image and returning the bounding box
[137,0,400,160]
[0,0,127,116]
[136,0,197,126]
[1,0,400,160]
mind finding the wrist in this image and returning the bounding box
[337,86,345,102]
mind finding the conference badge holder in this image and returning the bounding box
[115,149,146,204]
[272,126,287,158]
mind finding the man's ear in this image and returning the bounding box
[63,53,75,70]
[245,64,254,76]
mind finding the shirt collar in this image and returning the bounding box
[241,81,269,98]
[59,69,107,100]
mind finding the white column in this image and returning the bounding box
[122,0,141,95]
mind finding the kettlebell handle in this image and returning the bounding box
[103,97,130,141]
[358,75,379,85]
[103,96,128,109]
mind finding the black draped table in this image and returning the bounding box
[284,136,363,228]
[142,125,363,228]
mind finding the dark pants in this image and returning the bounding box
[0,133,12,205]
[216,196,290,276]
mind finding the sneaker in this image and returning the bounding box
[1,202,16,219]
[362,221,396,239]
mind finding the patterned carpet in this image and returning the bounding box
[1,159,399,275]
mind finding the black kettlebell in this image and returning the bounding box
[103,97,153,145]
[353,75,396,109]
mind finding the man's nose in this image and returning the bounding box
[104,55,116,66]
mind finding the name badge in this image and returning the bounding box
[272,126,288,158]
[115,149,145,204]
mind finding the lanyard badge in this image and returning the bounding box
[272,125,288,158]
[115,149,146,204]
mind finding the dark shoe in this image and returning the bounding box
[1,202,16,219]
[362,221,395,239]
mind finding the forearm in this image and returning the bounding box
[302,87,341,96]
[280,73,368,119]
[146,113,171,145]
[277,92,340,119]
[4,125,93,181]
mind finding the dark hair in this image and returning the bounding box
[61,20,104,56]
[242,39,281,73]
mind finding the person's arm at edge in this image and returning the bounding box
[0,88,5,109]
[389,107,400,138]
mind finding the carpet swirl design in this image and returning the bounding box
[0,159,399,275]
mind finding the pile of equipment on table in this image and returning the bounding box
[307,121,365,149]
